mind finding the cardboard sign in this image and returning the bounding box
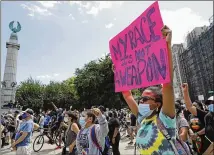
[198,95,204,101]
[109,1,170,92]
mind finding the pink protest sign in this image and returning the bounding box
[109,1,170,92]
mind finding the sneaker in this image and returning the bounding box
[55,146,62,150]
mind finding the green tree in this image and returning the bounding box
[74,55,124,109]
[15,77,44,113]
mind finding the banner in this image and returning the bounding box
[109,1,170,92]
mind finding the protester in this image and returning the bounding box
[51,102,65,149]
[175,101,189,142]
[62,111,81,155]
[182,83,214,155]
[11,109,34,155]
[108,111,121,155]
[188,101,206,155]
[128,114,137,145]
[76,108,109,155]
[120,26,191,155]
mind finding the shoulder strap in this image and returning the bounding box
[156,117,179,155]
[91,125,103,155]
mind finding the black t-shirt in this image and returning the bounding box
[108,118,120,139]
[183,109,191,121]
[130,114,137,126]
[197,108,214,142]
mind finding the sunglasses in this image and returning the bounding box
[139,96,155,103]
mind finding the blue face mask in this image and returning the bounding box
[22,113,28,119]
[138,104,154,123]
[79,117,86,128]
[208,104,214,112]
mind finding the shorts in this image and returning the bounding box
[16,146,31,155]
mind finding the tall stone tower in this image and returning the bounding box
[1,21,21,105]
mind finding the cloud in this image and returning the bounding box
[53,73,59,77]
[38,1,60,8]
[160,8,209,44]
[70,1,124,16]
[36,73,59,79]
[81,20,88,24]
[36,75,51,79]
[105,23,114,29]
[114,18,117,21]
[21,4,52,17]
[69,14,75,20]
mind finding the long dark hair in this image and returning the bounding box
[66,111,81,129]
[194,100,204,110]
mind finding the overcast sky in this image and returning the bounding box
[1,1,213,84]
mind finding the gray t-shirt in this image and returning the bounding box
[176,113,189,140]
[76,115,109,155]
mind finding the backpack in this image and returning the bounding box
[91,125,111,155]
[156,117,192,155]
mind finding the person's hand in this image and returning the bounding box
[92,108,102,117]
[161,25,172,44]
[181,83,189,93]
[11,142,16,148]
[69,144,74,153]
[112,64,115,73]
[112,137,116,144]
[190,133,197,141]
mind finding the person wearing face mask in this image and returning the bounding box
[182,83,214,155]
[62,111,81,155]
[76,108,109,155]
[120,26,191,155]
[175,101,189,143]
[188,101,207,155]
[11,109,34,155]
[79,112,86,128]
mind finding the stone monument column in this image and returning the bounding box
[1,21,21,105]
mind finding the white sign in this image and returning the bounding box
[198,95,204,101]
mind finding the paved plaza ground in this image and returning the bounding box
[1,132,139,155]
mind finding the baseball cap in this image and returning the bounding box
[205,96,214,105]
[24,108,34,115]
[208,96,213,101]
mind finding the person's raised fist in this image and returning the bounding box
[161,25,172,43]
[91,108,102,117]
[181,83,189,93]
[112,64,115,73]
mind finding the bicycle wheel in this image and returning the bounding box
[33,135,44,152]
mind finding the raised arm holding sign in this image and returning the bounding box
[110,2,177,154]
[110,1,174,118]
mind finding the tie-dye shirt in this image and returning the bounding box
[136,111,176,155]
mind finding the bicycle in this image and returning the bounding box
[33,126,57,152]
[54,126,66,147]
